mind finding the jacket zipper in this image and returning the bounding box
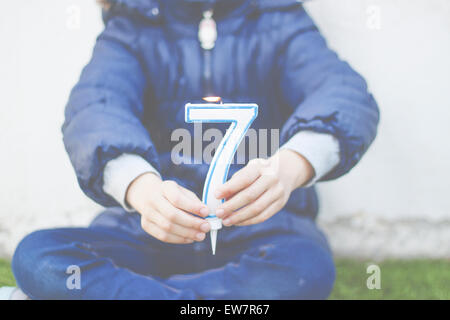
[198,9,217,96]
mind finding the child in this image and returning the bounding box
[9,0,379,299]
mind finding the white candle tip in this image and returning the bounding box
[210,229,217,255]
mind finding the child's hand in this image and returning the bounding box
[215,149,314,227]
[126,173,211,244]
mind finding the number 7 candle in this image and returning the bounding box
[185,98,258,254]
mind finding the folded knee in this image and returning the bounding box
[12,229,71,298]
[13,230,52,271]
[289,241,336,299]
[232,238,335,300]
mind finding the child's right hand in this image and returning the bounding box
[126,173,211,244]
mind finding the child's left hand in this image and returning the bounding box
[215,149,314,227]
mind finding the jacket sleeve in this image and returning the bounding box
[278,6,380,181]
[62,16,160,207]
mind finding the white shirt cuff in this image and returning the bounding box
[280,131,340,187]
[103,153,161,211]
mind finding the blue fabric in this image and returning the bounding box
[62,0,379,217]
[12,208,335,299]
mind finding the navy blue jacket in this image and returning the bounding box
[62,0,379,219]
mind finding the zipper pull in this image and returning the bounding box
[198,9,217,50]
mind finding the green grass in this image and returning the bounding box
[0,259,15,287]
[329,259,450,300]
[1,258,449,299]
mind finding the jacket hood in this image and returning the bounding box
[102,0,304,23]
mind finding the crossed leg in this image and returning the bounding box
[12,218,334,299]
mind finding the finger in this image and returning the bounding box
[162,181,208,217]
[234,200,283,226]
[217,174,277,219]
[141,219,194,244]
[178,186,210,217]
[223,186,282,226]
[180,187,202,203]
[215,160,264,200]
[156,197,211,232]
[150,211,207,241]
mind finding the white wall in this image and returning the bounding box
[305,0,450,259]
[0,0,449,259]
[0,0,103,257]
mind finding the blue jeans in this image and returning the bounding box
[12,207,335,299]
